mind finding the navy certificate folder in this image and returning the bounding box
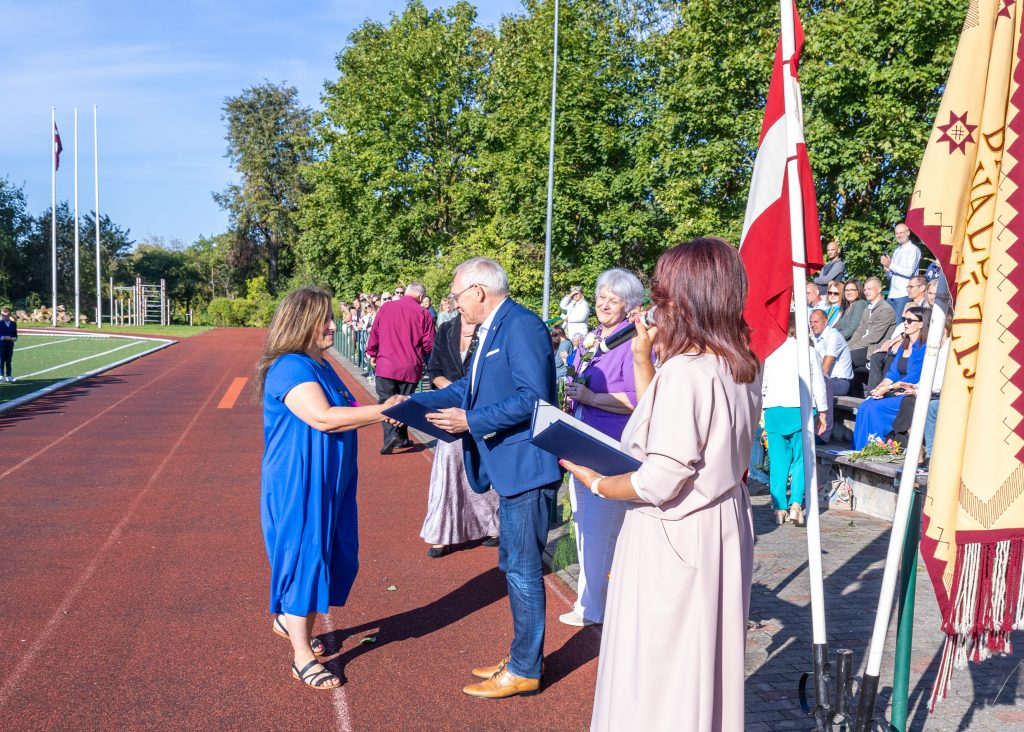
[382,399,461,443]
[529,400,642,475]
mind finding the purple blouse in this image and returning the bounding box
[577,321,649,439]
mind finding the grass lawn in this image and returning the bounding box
[34,324,213,338]
[0,333,171,404]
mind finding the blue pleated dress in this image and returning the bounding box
[261,353,359,616]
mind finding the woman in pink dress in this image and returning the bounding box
[562,238,762,731]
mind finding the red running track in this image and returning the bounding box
[0,328,599,731]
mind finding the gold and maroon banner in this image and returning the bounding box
[906,0,1024,706]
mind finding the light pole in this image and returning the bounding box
[541,0,560,319]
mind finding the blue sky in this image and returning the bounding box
[0,0,524,247]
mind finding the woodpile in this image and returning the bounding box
[18,306,88,324]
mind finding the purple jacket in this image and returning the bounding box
[365,296,435,383]
[578,321,648,439]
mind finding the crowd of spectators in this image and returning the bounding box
[803,222,951,459]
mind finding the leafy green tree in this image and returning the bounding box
[0,178,31,302]
[480,0,666,296]
[298,0,493,297]
[215,82,314,294]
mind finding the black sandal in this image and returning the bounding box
[273,615,326,655]
[291,659,340,689]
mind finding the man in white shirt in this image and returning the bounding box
[559,286,590,340]
[806,281,825,313]
[881,222,922,318]
[810,309,852,442]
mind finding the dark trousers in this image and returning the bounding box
[498,482,559,679]
[0,342,13,377]
[375,376,417,446]
[867,350,894,392]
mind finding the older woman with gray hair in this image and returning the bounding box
[560,267,653,626]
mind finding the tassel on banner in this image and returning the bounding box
[930,539,1024,709]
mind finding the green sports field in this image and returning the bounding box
[0,331,173,405]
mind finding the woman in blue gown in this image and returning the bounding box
[256,288,405,690]
[852,307,929,451]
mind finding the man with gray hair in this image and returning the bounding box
[366,281,435,453]
[413,257,561,699]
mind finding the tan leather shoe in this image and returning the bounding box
[463,666,540,698]
[472,656,545,680]
[471,656,510,679]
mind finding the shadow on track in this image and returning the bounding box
[0,375,127,431]
[321,566,600,688]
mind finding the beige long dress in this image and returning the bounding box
[590,353,761,732]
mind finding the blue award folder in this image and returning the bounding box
[381,399,461,443]
[529,400,642,475]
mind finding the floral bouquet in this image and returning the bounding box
[849,434,904,462]
[562,332,600,412]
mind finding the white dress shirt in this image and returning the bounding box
[470,297,508,394]
[761,337,828,412]
[888,242,922,298]
[811,326,854,380]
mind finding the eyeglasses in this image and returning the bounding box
[450,283,483,302]
[908,284,925,290]
[903,317,921,324]
[844,287,858,292]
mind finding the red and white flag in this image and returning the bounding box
[740,0,822,360]
[53,123,63,172]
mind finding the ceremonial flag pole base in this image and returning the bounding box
[799,642,850,730]
[853,673,880,731]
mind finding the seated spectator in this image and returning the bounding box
[810,309,853,443]
[852,307,930,450]
[821,281,843,326]
[835,280,867,341]
[806,282,825,314]
[888,316,951,460]
[848,277,897,386]
[813,240,846,295]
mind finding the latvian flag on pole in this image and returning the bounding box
[53,123,63,172]
[739,0,822,361]
[908,0,1024,707]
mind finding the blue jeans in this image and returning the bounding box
[888,296,909,319]
[498,482,558,679]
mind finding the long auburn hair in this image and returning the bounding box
[254,287,334,400]
[650,238,760,384]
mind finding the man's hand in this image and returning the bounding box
[425,407,469,434]
[369,356,376,368]
[881,254,892,268]
[817,412,828,436]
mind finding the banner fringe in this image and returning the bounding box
[931,538,1024,709]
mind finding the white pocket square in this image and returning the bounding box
[486,348,501,356]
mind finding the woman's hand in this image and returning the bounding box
[564,382,593,405]
[559,459,602,491]
[631,312,657,361]
[381,394,408,426]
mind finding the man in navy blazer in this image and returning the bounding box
[414,257,561,699]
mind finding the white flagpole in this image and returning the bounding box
[51,108,57,328]
[94,105,101,329]
[852,306,947,729]
[74,108,80,328]
[779,0,830,715]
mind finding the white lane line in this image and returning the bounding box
[13,338,77,351]
[321,614,355,732]
[0,361,231,710]
[18,341,144,379]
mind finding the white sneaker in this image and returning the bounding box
[7,377,13,383]
[559,610,597,627]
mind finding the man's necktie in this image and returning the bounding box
[463,326,480,369]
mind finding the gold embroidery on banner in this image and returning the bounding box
[959,464,1024,529]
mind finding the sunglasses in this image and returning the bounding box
[394,290,405,295]
[902,317,921,324]
[827,290,840,295]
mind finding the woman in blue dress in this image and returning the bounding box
[255,288,405,690]
[852,307,929,451]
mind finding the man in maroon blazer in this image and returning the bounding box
[365,281,435,453]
